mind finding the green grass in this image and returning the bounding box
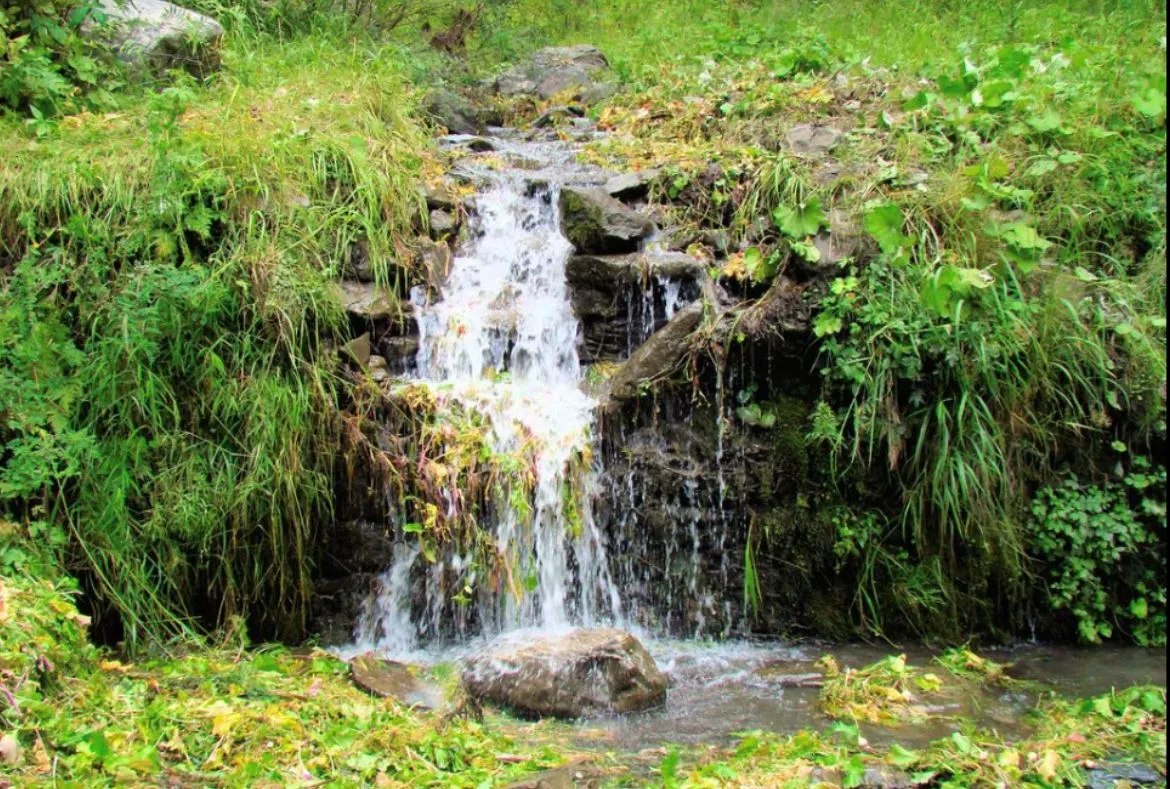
[0,34,431,650]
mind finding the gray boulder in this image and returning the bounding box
[604,169,661,200]
[462,628,667,719]
[98,0,223,76]
[559,187,653,254]
[335,280,400,321]
[423,89,485,135]
[496,45,616,102]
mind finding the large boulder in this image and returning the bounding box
[98,0,223,76]
[495,45,616,102]
[559,187,653,254]
[461,628,667,719]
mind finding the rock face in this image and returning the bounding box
[462,628,667,719]
[599,300,704,404]
[566,252,702,362]
[559,187,653,254]
[98,0,223,76]
[495,45,616,102]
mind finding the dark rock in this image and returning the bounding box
[462,628,667,719]
[787,123,843,155]
[96,0,223,76]
[558,187,653,254]
[350,654,445,710]
[423,89,485,135]
[604,169,661,200]
[1084,762,1164,789]
[466,136,497,153]
[380,336,420,367]
[533,105,585,128]
[739,275,814,334]
[600,300,704,405]
[336,280,400,321]
[566,253,703,363]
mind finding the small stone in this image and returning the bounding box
[336,281,399,321]
[0,733,21,765]
[367,355,388,371]
[787,123,843,155]
[429,209,457,236]
[341,333,372,367]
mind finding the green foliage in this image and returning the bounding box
[0,38,427,651]
[1028,458,1167,645]
[0,0,118,116]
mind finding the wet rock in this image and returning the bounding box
[787,123,843,155]
[533,105,585,128]
[1084,761,1164,788]
[336,280,400,321]
[96,0,223,76]
[415,238,454,292]
[739,275,814,334]
[566,253,703,363]
[367,355,390,383]
[380,336,420,368]
[422,88,485,135]
[350,654,445,710]
[429,209,458,237]
[421,182,459,212]
[495,45,613,102]
[604,169,661,201]
[462,628,667,719]
[600,300,704,405]
[466,136,497,153]
[558,187,654,254]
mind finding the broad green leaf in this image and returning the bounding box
[813,313,844,337]
[888,743,920,767]
[863,202,908,256]
[773,198,828,238]
[1027,109,1063,132]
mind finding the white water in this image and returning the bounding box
[352,148,623,654]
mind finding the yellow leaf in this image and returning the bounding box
[212,712,240,738]
[1036,749,1061,780]
[998,748,1020,768]
[99,660,132,673]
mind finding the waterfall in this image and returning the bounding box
[354,149,622,653]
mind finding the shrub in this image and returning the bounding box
[0,0,118,116]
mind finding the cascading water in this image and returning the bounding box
[353,137,624,652]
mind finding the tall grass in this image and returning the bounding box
[0,37,429,650]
